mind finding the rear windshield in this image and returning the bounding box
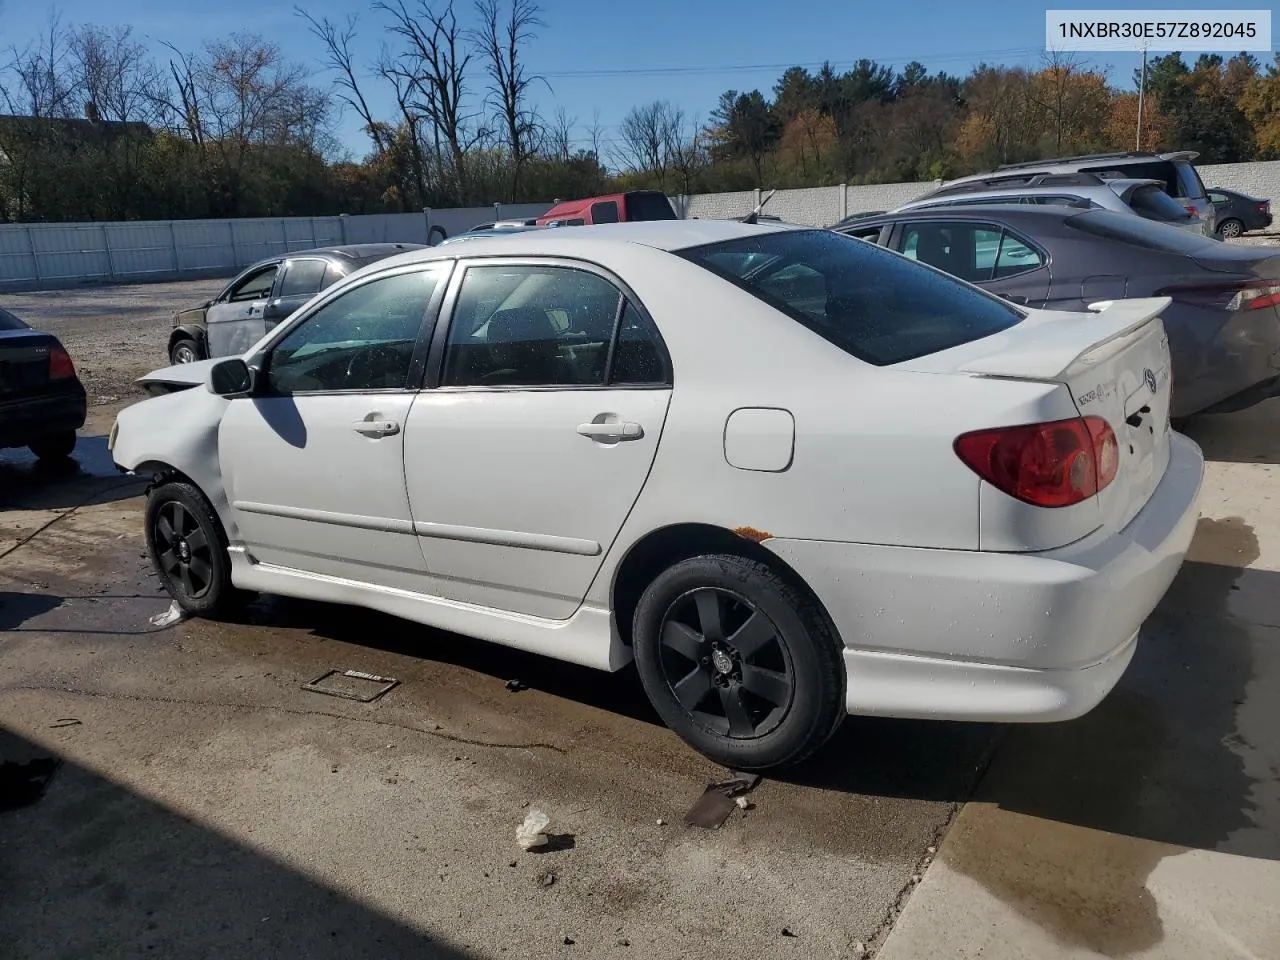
[1065,209,1215,253]
[625,192,676,221]
[1127,185,1193,221]
[677,229,1023,366]
[1081,159,1180,197]
[0,307,28,330]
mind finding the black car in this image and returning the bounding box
[0,306,86,460]
[1207,187,1273,239]
[168,243,425,364]
[836,204,1280,420]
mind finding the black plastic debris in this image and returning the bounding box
[302,669,399,703]
[0,758,61,811]
[683,771,762,829]
[505,679,528,693]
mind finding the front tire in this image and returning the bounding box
[28,431,76,461]
[170,337,202,365]
[632,553,844,771]
[1218,218,1244,239]
[145,480,245,619]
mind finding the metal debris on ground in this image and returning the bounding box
[683,771,762,829]
[517,808,552,850]
[148,600,186,628]
[49,718,81,729]
[505,678,528,692]
[301,669,399,703]
[0,758,61,811]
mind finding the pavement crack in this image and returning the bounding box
[0,683,566,754]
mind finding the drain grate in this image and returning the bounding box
[302,669,400,703]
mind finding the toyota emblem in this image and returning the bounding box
[1144,368,1158,394]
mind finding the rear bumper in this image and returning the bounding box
[765,432,1204,722]
[0,384,87,448]
[1163,300,1280,418]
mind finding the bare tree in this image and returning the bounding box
[376,0,476,202]
[548,105,574,162]
[2,12,76,118]
[616,100,682,189]
[668,114,707,195]
[68,25,168,125]
[296,8,387,155]
[473,0,544,200]
[588,107,604,160]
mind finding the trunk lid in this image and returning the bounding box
[900,297,1175,534]
[0,329,54,398]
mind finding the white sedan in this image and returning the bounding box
[110,220,1204,770]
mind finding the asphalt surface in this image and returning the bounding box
[3,273,1279,958]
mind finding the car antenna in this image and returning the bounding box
[741,189,777,225]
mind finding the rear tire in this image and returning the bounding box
[145,480,248,619]
[1217,218,1244,239]
[632,553,845,771]
[28,431,76,461]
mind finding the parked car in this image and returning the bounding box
[836,204,1280,420]
[896,174,1210,237]
[0,306,86,461]
[465,219,540,232]
[439,225,548,245]
[111,220,1202,771]
[935,151,1216,234]
[1208,187,1273,238]
[167,243,425,365]
[535,190,676,227]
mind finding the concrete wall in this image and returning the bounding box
[0,202,552,289]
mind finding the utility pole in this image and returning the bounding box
[1136,46,1148,151]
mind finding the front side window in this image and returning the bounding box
[679,229,1022,367]
[265,267,443,394]
[278,259,328,298]
[441,265,625,387]
[227,265,278,303]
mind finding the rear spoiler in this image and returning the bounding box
[958,297,1170,381]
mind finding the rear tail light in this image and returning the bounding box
[48,345,76,379]
[1186,204,1200,218]
[954,416,1118,508]
[1158,280,1280,312]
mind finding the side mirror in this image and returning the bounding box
[209,358,253,397]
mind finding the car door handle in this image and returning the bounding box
[353,419,401,437]
[577,421,643,441]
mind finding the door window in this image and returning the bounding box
[227,265,279,302]
[278,258,328,298]
[1208,191,1228,204]
[992,232,1046,279]
[265,268,443,394]
[609,302,669,385]
[441,265,625,387]
[322,262,345,288]
[902,222,1043,283]
[590,200,620,223]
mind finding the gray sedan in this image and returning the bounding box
[838,204,1280,421]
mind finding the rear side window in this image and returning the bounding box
[590,201,620,223]
[1176,161,1207,200]
[1128,185,1192,222]
[1065,210,1215,253]
[0,308,28,331]
[322,263,344,288]
[278,259,328,297]
[679,229,1023,366]
[1082,160,1179,197]
[901,222,1044,283]
[624,193,676,221]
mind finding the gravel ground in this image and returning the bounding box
[1,277,228,404]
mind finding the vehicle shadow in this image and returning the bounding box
[0,436,144,511]
[212,515,1275,864]
[0,725,476,959]
[1184,396,1280,464]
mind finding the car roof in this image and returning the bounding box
[837,203,1091,228]
[904,182,1137,205]
[361,219,801,268]
[246,242,425,269]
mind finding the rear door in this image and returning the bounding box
[402,258,673,619]
[893,219,1052,306]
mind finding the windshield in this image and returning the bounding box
[0,307,28,331]
[1127,185,1193,221]
[677,229,1024,366]
[1065,209,1215,253]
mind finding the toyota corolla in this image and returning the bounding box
[110,220,1203,770]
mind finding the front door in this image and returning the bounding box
[206,262,280,359]
[218,262,450,590]
[402,260,673,619]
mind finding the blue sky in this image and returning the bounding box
[4,0,1273,160]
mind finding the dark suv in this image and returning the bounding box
[167,243,424,364]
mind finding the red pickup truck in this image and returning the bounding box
[536,190,676,226]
